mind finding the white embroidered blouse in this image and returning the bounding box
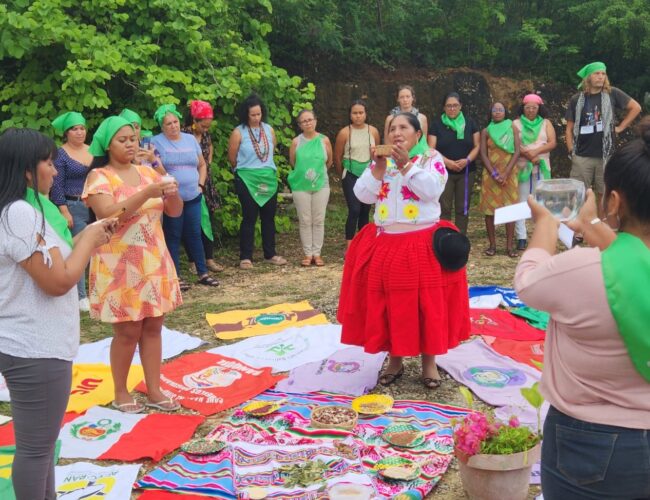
[353,149,447,230]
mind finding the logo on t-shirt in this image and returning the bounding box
[463,366,527,388]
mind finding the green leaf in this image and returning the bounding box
[458,386,474,409]
[520,383,544,410]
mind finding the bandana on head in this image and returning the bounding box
[154,104,182,127]
[119,108,142,126]
[51,112,86,135]
[190,100,214,120]
[523,94,544,106]
[140,129,153,138]
[577,61,607,88]
[88,116,134,157]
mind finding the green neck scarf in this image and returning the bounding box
[602,232,650,382]
[342,158,369,177]
[200,196,214,242]
[409,135,429,157]
[236,168,278,207]
[288,134,326,192]
[487,119,515,154]
[24,188,73,247]
[441,112,466,140]
[519,115,543,146]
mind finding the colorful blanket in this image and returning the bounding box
[469,285,524,307]
[59,406,204,461]
[207,325,344,373]
[68,363,144,413]
[137,390,469,499]
[136,352,285,415]
[55,462,141,500]
[206,301,329,340]
[483,336,544,370]
[0,441,61,500]
[470,309,545,341]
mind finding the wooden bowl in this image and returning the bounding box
[310,405,358,431]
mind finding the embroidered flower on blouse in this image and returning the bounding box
[434,161,446,175]
[403,203,419,220]
[401,185,420,201]
[377,204,389,220]
[378,182,390,201]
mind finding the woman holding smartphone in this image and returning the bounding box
[119,108,166,174]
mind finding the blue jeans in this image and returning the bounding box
[163,194,207,277]
[542,406,650,499]
[68,200,88,299]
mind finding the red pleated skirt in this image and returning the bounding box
[337,221,470,356]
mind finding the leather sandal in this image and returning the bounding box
[206,261,224,272]
[507,248,519,258]
[484,247,497,257]
[421,377,442,389]
[301,256,313,266]
[378,366,404,386]
[178,280,191,292]
[197,275,220,287]
[239,259,253,270]
[313,256,325,266]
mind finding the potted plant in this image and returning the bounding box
[452,384,544,500]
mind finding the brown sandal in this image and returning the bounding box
[378,366,404,386]
[301,256,313,266]
[313,256,325,266]
[484,247,496,257]
[421,377,442,389]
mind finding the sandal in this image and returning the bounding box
[179,280,191,292]
[313,256,325,267]
[507,248,519,258]
[239,259,253,270]
[265,255,287,266]
[483,247,497,257]
[421,377,442,389]
[301,256,313,267]
[206,261,224,273]
[111,399,145,414]
[146,398,181,411]
[197,275,220,287]
[378,366,404,387]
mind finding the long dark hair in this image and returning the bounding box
[0,128,58,226]
[237,93,267,126]
[346,100,372,163]
[387,112,422,135]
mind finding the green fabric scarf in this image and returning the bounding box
[602,232,650,382]
[88,116,134,157]
[342,158,369,177]
[236,167,278,207]
[119,108,142,126]
[441,111,466,140]
[24,187,73,247]
[153,104,182,127]
[288,134,326,192]
[409,135,429,157]
[511,306,549,331]
[518,115,550,182]
[51,112,85,135]
[200,196,214,241]
[487,119,515,154]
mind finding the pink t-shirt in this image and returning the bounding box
[515,247,650,429]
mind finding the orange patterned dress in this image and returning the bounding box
[479,136,519,215]
[83,165,182,323]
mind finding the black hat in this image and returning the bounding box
[433,227,471,271]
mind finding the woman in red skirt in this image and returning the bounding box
[337,113,470,389]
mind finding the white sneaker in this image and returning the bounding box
[79,298,90,312]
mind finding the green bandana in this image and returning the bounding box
[288,134,326,192]
[441,111,466,140]
[119,108,142,126]
[409,135,429,157]
[51,112,86,135]
[487,119,515,154]
[237,167,278,207]
[140,129,153,138]
[24,187,73,247]
[200,196,214,241]
[88,116,134,157]
[342,159,370,177]
[602,232,650,382]
[518,115,550,182]
[511,306,549,331]
[154,104,182,127]
[577,61,607,84]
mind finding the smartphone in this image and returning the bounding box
[140,136,152,150]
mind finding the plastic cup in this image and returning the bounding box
[534,178,585,222]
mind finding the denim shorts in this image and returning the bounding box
[541,406,650,499]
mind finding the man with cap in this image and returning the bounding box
[565,62,641,216]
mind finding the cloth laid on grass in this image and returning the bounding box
[59,406,204,461]
[55,462,141,500]
[74,326,205,365]
[137,390,469,499]
[0,441,61,500]
[470,309,546,341]
[138,491,215,499]
[469,285,524,307]
[207,324,344,373]
[0,376,7,402]
[67,363,144,413]
[483,336,544,370]
[437,338,547,429]
[206,300,329,340]
[276,347,387,396]
[469,293,502,309]
[0,412,78,447]
[0,416,10,426]
[510,306,550,331]
[136,352,285,415]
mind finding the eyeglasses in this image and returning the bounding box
[445,104,460,109]
[523,105,539,110]
[492,107,505,112]
[299,118,315,124]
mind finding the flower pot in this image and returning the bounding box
[456,443,541,500]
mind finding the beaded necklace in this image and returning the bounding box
[247,125,269,162]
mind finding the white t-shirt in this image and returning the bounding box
[0,200,79,360]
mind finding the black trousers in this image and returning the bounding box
[342,171,371,240]
[235,173,278,260]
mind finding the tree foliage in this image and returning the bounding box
[0,0,315,236]
[267,0,650,99]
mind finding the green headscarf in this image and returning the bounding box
[441,111,466,140]
[153,104,182,127]
[577,61,607,88]
[88,116,134,157]
[51,112,86,135]
[140,129,153,138]
[119,108,142,126]
[24,187,73,247]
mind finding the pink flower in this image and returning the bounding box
[434,161,446,175]
[400,185,420,201]
[508,416,520,428]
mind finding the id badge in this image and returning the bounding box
[595,121,604,132]
[580,125,594,135]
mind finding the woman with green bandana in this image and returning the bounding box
[427,92,480,235]
[333,100,380,249]
[514,118,650,499]
[227,94,287,269]
[288,109,333,266]
[513,94,556,251]
[119,108,166,175]
[0,128,116,499]
[50,111,94,311]
[151,104,219,289]
[479,102,521,257]
[84,115,184,414]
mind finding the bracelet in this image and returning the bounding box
[466,156,471,166]
[151,160,159,167]
[491,170,498,179]
[590,217,602,225]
